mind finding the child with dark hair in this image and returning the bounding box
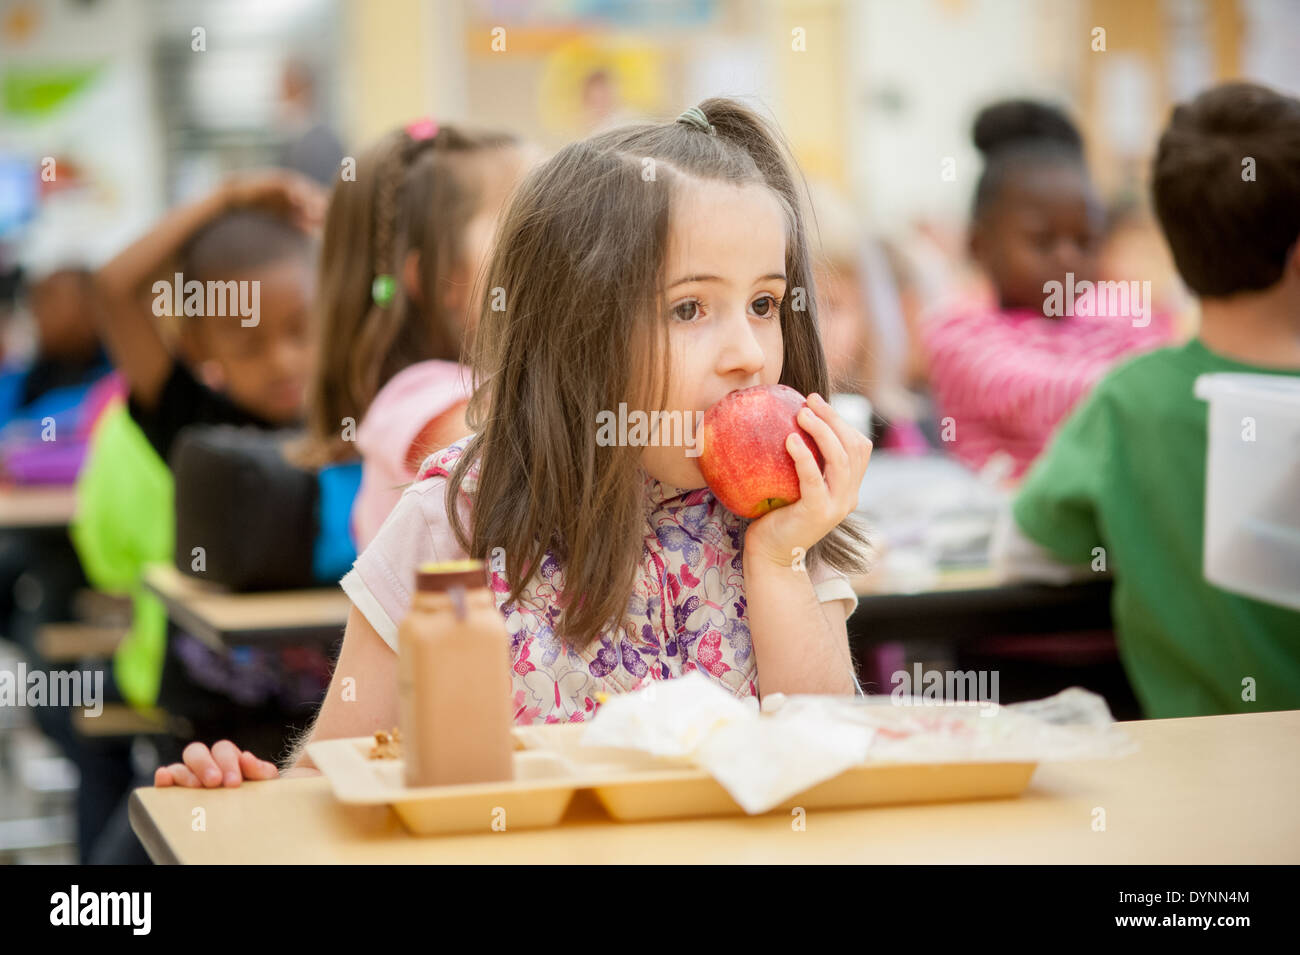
[923,99,1172,477]
[996,82,1300,718]
[97,177,323,465]
[82,173,325,713]
[0,265,118,860]
[0,266,118,483]
[64,176,326,859]
[0,268,111,420]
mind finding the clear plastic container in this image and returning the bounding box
[1194,372,1300,610]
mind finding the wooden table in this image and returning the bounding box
[141,562,350,651]
[852,565,1005,596]
[0,485,78,531]
[128,709,1300,864]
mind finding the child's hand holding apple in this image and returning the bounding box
[699,385,871,569]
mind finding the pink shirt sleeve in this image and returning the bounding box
[351,361,472,551]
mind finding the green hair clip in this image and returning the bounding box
[371,274,396,307]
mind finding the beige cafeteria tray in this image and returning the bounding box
[307,736,581,835]
[308,725,1038,836]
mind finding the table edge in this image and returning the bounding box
[129,789,180,865]
[141,565,348,650]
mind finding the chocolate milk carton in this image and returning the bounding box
[397,560,513,787]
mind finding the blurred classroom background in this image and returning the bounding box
[8,0,1300,274]
[1,0,1298,862]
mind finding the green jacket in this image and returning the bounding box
[70,399,173,709]
[1013,340,1300,717]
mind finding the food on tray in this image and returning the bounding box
[368,727,402,760]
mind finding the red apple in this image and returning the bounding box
[698,384,824,518]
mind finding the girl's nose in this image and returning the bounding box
[715,309,766,378]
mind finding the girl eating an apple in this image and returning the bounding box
[157,98,874,788]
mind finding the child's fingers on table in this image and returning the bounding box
[210,739,246,785]
[181,741,225,787]
[239,750,280,780]
[786,432,830,508]
[156,763,200,788]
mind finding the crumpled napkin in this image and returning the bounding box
[582,673,875,813]
[579,675,1134,814]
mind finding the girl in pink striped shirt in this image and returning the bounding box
[923,100,1171,478]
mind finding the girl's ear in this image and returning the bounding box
[403,250,424,304]
[441,256,472,318]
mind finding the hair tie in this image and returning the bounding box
[406,117,439,141]
[676,106,715,136]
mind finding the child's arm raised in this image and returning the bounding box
[154,605,398,787]
[95,189,225,408]
[94,171,325,409]
[742,393,871,697]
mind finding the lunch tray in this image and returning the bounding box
[307,725,1038,835]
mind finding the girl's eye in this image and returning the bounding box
[751,294,781,318]
[671,299,701,323]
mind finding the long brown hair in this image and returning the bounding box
[448,97,870,650]
[296,123,519,465]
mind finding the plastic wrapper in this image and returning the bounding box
[574,673,1136,814]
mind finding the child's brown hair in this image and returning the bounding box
[298,123,519,465]
[1152,81,1300,298]
[448,97,870,650]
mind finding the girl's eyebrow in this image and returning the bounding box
[668,272,787,289]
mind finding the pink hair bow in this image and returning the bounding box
[406,117,439,141]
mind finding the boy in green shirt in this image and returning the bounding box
[996,82,1300,718]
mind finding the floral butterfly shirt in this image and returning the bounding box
[341,436,857,724]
